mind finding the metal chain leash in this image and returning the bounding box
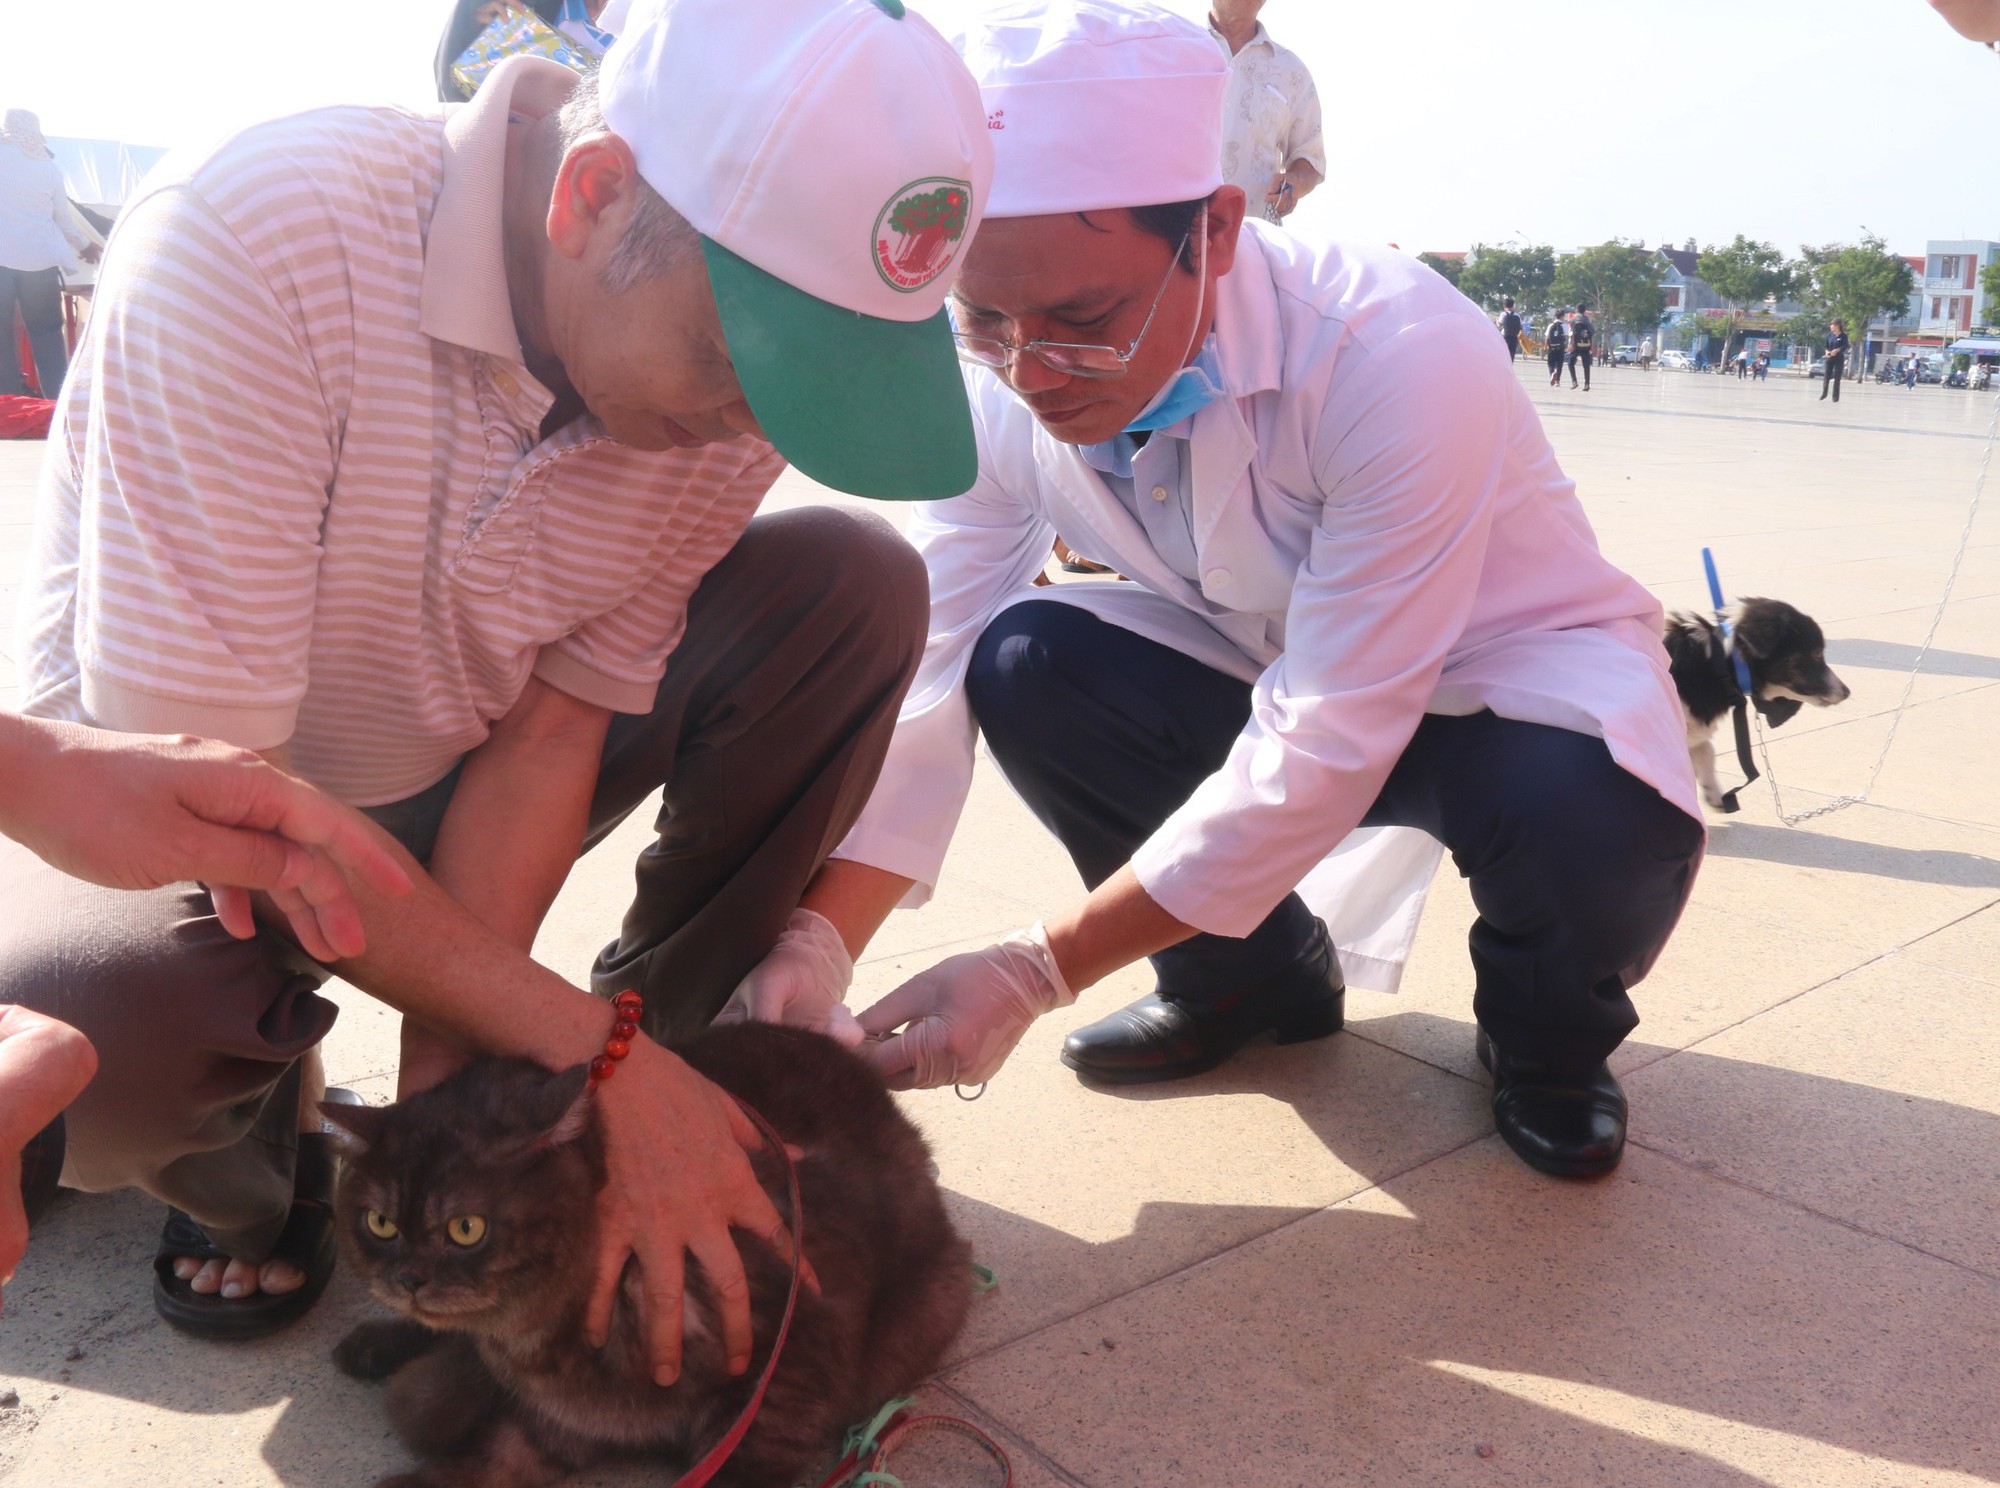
[1754,385,2000,826]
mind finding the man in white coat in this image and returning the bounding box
[728,0,1705,1178]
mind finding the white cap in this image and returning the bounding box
[958,0,1228,219]
[593,0,994,500]
[598,0,991,323]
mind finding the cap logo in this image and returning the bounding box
[873,178,973,293]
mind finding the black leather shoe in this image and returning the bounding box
[1060,930,1344,1085]
[1476,1030,1627,1177]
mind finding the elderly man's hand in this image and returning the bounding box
[583,1038,803,1383]
[715,907,865,1047]
[0,719,410,961]
[856,925,1074,1089]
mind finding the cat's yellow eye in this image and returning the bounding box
[363,1209,399,1240]
[447,1215,488,1247]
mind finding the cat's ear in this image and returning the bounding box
[530,1065,595,1150]
[319,1099,390,1154]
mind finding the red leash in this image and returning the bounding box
[659,1097,1010,1488]
[668,1097,806,1488]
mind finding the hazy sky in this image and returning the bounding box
[7,0,1993,257]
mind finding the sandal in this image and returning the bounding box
[151,1125,342,1341]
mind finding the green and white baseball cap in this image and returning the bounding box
[598,0,992,499]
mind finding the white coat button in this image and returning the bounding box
[1205,567,1231,590]
[1150,483,1170,503]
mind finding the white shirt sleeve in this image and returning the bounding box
[1283,58,1327,177]
[1129,311,1510,936]
[830,393,1055,899]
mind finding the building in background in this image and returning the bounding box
[1906,239,2000,354]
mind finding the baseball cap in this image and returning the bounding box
[598,0,991,499]
[959,0,1228,219]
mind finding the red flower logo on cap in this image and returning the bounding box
[874,178,973,293]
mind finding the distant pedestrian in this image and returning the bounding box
[1209,0,1324,224]
[1568,306,1594,389]
[1820,319,1849,403]
[1904,353,1920,390]
[1499,296,1522,360]
[1755,351,1769,381]
[1734,348,1748,380]
[0,109,95,398]
[1546,309,1569,386]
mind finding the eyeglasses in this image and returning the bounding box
[949,212,1205,380]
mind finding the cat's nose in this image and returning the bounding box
[395,1271,426,1295]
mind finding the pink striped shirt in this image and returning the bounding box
[16,59,783,805]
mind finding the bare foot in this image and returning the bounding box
[171,1254,306,1298]
[165,1048,326,1298]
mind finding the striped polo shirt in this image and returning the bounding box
[15,58,784,806]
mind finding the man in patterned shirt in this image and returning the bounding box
[0,0,987,1376]
[1208,0,1325,223]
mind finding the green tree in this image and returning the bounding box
[1416,252,1464,289]
[1982,256,2000,323]
[1694,236,1794,360]
[1552,240,1668,341]
[1794,234,1917,354]
[1677,310,1732,360]
[1458,242,1556,314]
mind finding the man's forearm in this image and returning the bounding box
[800,857,918,960]
[330,823,615,1068]
[1042,863,1195,993]
[427,677,610,950]
[1284,159,1323,202]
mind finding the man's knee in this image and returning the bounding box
[966,601,1096,755]
[731,505,928,667]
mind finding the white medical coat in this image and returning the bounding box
[833,223,1701,991]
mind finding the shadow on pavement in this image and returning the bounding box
[3,1017,1996,1486]
[1825,638,2000,679]
[1703,819,2000,887]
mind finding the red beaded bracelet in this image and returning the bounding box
[589,990,645,1087]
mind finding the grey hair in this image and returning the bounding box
[556,70,702,294]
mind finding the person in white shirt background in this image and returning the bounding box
[1207,0,1324,223]
[0,109,95,398]
[729,0,1706,1181]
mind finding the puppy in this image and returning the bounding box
[1664,597,1851,810]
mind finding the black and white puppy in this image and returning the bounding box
[1664,598,1852,810]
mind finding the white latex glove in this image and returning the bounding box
[716,908,863,1048]
[856,924,1074,1090]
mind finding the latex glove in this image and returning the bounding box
[716,908,863,1048]
[856,924,1074,1090]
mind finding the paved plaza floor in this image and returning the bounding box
[2,363,1998,1486]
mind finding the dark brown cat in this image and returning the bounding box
[324,1023,972,1488]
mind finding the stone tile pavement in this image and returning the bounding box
[2,364,1997,1486]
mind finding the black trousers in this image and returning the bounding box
[1569,348,1592,388]
[0,265,68,397]
[1546,348,1564,383]
[967,602,1703,1072]
[1820,355,1844,401]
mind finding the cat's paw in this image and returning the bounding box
[336,1318,440,1380]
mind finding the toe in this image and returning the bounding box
[171,1256,203,1282]
[259,1259,306,1297]
[219,1258,261,1299]
[188,1257,228,1295]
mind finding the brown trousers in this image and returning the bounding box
[0,506,926,1260]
